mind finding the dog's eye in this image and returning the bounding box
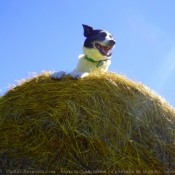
[99,32,107,37]
[109,35,113,38]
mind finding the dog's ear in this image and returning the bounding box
[82,24,93,37]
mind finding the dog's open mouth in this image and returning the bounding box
[95,43,112,57]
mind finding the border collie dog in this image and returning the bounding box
[51,24,115,79]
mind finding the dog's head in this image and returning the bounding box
[82,24,116,61]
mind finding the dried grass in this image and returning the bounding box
[0,72,175,174]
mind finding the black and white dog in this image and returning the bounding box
[51,24,115,79]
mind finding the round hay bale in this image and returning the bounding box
[0,72,175,174]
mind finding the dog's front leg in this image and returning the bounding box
[69,72,89,79]
[51,71,66,80]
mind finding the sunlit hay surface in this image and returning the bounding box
[0,72,175,173]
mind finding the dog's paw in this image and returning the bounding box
[69,72,89,79]
[51,71,66,80]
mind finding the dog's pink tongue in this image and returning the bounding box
[101,46,109,55]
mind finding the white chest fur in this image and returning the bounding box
[72,54,111,73]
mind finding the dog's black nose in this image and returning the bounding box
[108,40,116,46]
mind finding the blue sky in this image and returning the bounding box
[1,0,175,108]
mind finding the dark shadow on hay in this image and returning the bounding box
[0,72,175,174]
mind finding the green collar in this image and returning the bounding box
[85,55,109,68]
